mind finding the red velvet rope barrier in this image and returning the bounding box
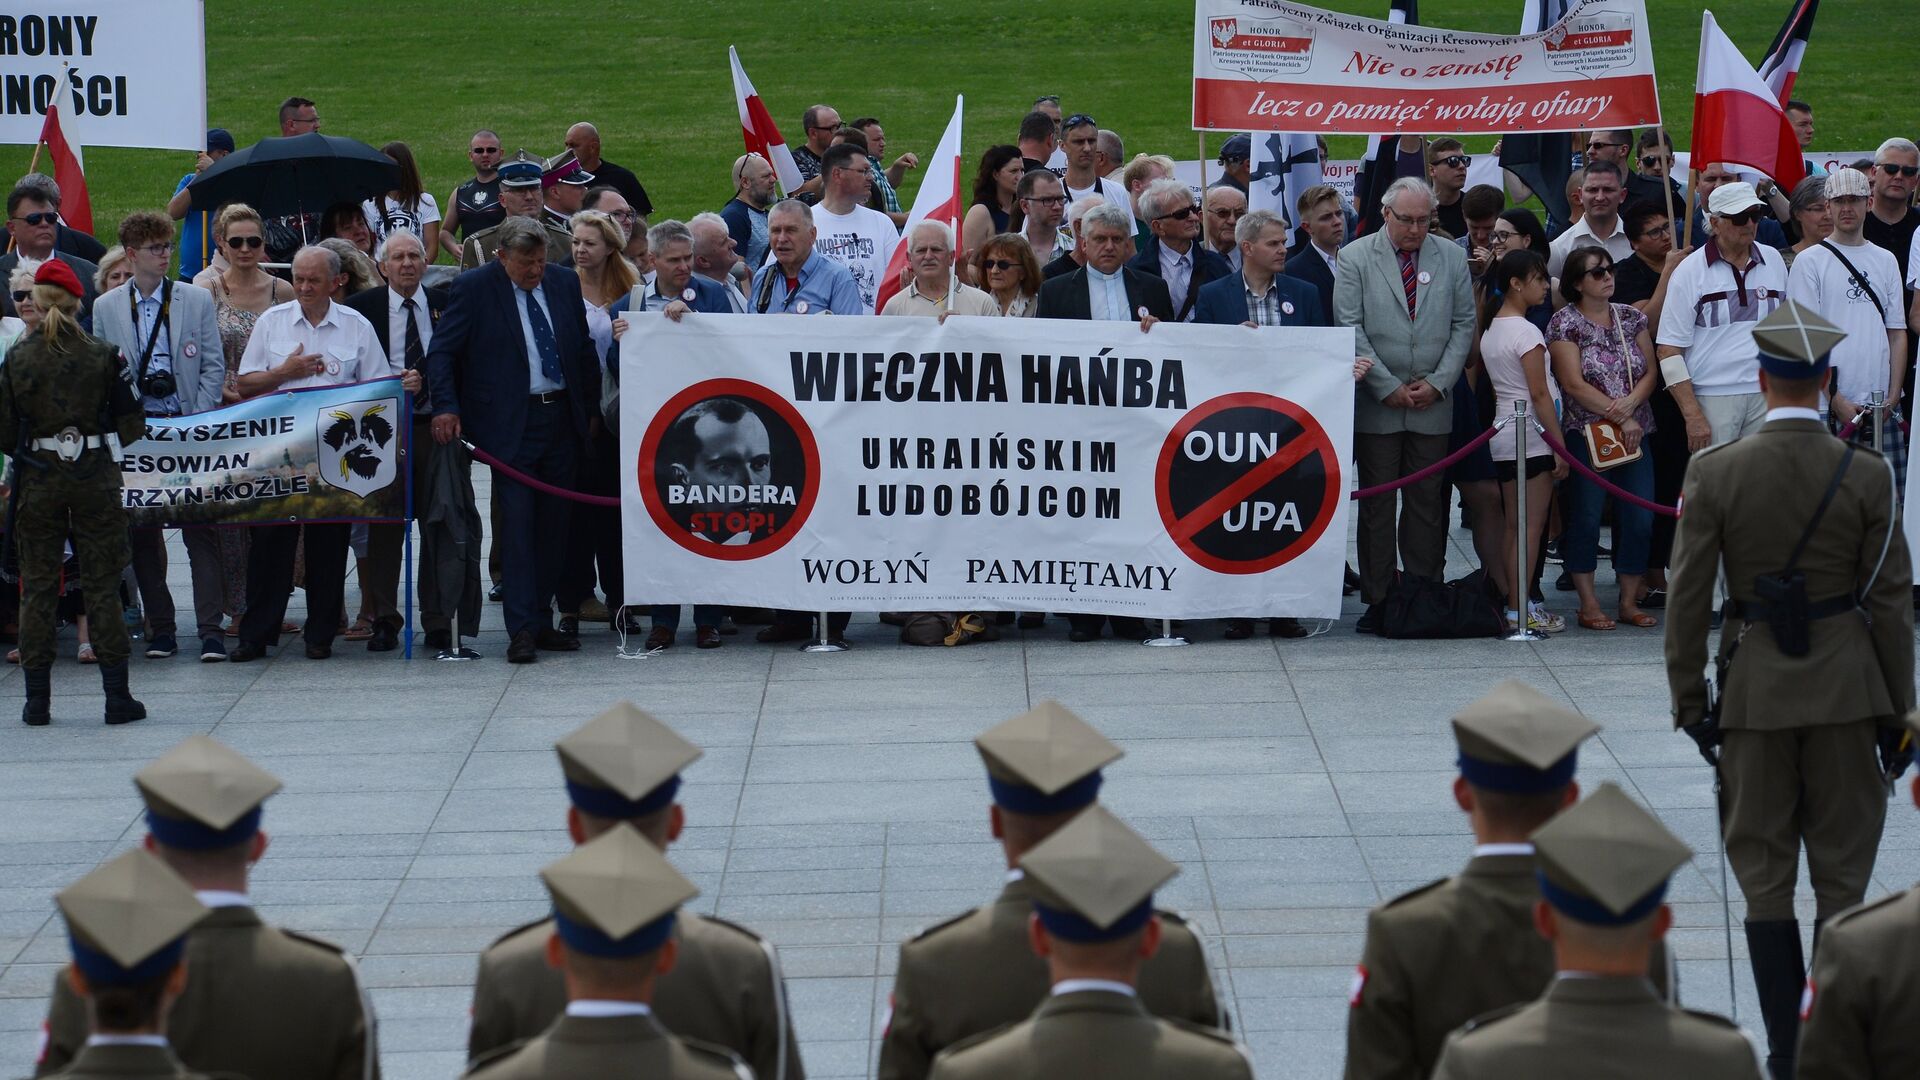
[1349,421,1505,500]
[463,442,622,507]
[1532,426,1681,518]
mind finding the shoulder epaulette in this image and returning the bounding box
[905,907,982,943]
[1825,887,1910,929]
[1381,878,1450,909]
[462,1037,528,1076]
[1457,1000,1527,1034]
[938,1019,1019,1057]
[1679,1007,1741,1029]
[1164,1016,1243,1046]
[484,916,552,950]
[276,927,349,956]
[691,912,770,944]
[681,1034,755,1080]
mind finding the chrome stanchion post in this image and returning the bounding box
[1870,390,1886,454]
[1142,617,1189,647]
[1504,399,1545,642]
[801,611,848,653]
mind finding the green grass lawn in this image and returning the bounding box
[52,0,1903,260]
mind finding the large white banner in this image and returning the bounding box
[1194,0,1661,135]
[620,315,1356,619]
[0,2,205,150]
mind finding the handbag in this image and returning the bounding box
[1377,571,1506,639]
[1582,305,1645,471]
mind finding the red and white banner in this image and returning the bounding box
[874,95,962,313]
[728,45,803,194]
[1192,0,1660,136]
[1692,10,1803,190]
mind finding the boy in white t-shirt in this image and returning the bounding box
[810,143,899,314]
[1788,169,1907,434]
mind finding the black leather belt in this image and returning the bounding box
[529,390,567,405]
[1725,595,1857,621]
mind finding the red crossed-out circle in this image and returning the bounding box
[636,378,820,561]
[1155,392,1341,575]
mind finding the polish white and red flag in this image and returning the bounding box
[1691,10,1804,189]
[38,105,92,235]
[728,46,803,194]
[873,95,963,314]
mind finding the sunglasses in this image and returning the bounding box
[470,147,500,155]
[1586,141,1622,151]
[982,259,1021,271]
[1581,263,1615,279]
[1155,205,1199,222]
[11,212,56,227]
[1719,209,1764,225]
[10,290,28,302]
[226,235,264,249]
[1640,155,1670,169]
[1433,155,1471,168]
[1064,113,1096,129]
[1879,164,1920,177]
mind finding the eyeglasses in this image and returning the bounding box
[1432,155,1471,169]
[1064,113,1096,130]
[225,234,264,249]
[981,259,1021,271]
[9,290,28,302]
[1023,194,1065,206]
[605,209,637,222]
[1878,163,1920,177]
[1385,208,1431,227]
[1639,155,1670,169]
[1489,229,1521,243]
[1637,226,1671,240]
[1581,263,1615,279]
[1155,205,1199,222]
[1207,208,1245,219]
[11,212,56,227]
[1719,209,1764,225]
[138,243,173,256]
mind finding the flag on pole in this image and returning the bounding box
[1247,131,1322,227]
[873,95,963,314]
[1351,0,1418,235]
[1756,0,1820,103]
[1692,10,1805,190]
[1500,0,1574,233]
[37,104,91,235]
[729,46,803,194]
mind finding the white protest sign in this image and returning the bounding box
[0,2,205,150]
[620,314,1356,619]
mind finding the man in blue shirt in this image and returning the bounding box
[748,200,862,315]
[165,129,234,280]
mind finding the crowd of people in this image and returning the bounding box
[2,94,1918,671]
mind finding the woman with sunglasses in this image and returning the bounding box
[972,233,1042,317]
[1548,247,1659,631]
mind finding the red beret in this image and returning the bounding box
[33,259,83,299]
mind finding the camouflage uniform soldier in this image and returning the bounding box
[0,259,147,727]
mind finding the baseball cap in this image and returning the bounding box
[207,129,235,154]
[1707,181,1766,216]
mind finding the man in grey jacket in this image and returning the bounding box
[92,212,227,661]
[1334,178,1476,631]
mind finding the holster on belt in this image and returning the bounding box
[1752,570,1812,657]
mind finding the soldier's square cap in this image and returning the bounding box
[498,150,544,189]
[1531,783,1691,926]
[56,849,208,987]
[542,149,595,188]
[556,702,703,820]
[542,824,698,958]
[1020,805,1177,943]
[1753,300,1846,379]
[975,701,1122,815]
[1451,680,1598,794]
[135,735,282,850]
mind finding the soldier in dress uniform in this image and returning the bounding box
[462,827,752,1080]
[1795,708,1920,1079]
[878,701,1224,1080]
[466,703,802,1080]
[1346,680,1675,1080]
[42,849,212,1080]
[1431,783,1764,1080]
[926,806,1253,1080]
[0,259,147,727]
[1665,300,1915,1080]
[34,735,380,1080]
[540,149,593,231]
[459,151,572,270]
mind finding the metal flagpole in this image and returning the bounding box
[1683,168,1701,249]
[801,612,846,653]
[1143,618,1189,647]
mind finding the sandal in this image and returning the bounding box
[1616,609,1659,628]
[344,617,375,641]
[1576,610,1616,631]
[77,643,97,664]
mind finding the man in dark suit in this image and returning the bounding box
[427,218,602,663]
[346,231,453,652]
[1126,179,1231,322]
[1037,202,1172,643]
[1283,183,1344,327]
[0,183,97,324]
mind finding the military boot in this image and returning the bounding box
[1745,919,1805,1080]
[21,667,49,726]
[99,660,146,725]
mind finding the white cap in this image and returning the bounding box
[1824,168,1870,200]
[1707,181,1766,216]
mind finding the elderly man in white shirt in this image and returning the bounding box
[231,244,415,663]
[880,221,999,318]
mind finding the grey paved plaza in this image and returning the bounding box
[2,505,1915,1079]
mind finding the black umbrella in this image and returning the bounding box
[187,133,400,227]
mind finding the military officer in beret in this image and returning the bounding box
[463,827,752,1079]
[467,703,802,1080]
[927,806,1253,1080]
[460,150,572,270]
[879,702,1224,1080]
[1665,301,1914,1080]
[43,850,211,1080]
[1346,680,1673,1080]
[1432,784,1763,1079]
[1796,709,1920,1079]
[35,735,378,1080]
